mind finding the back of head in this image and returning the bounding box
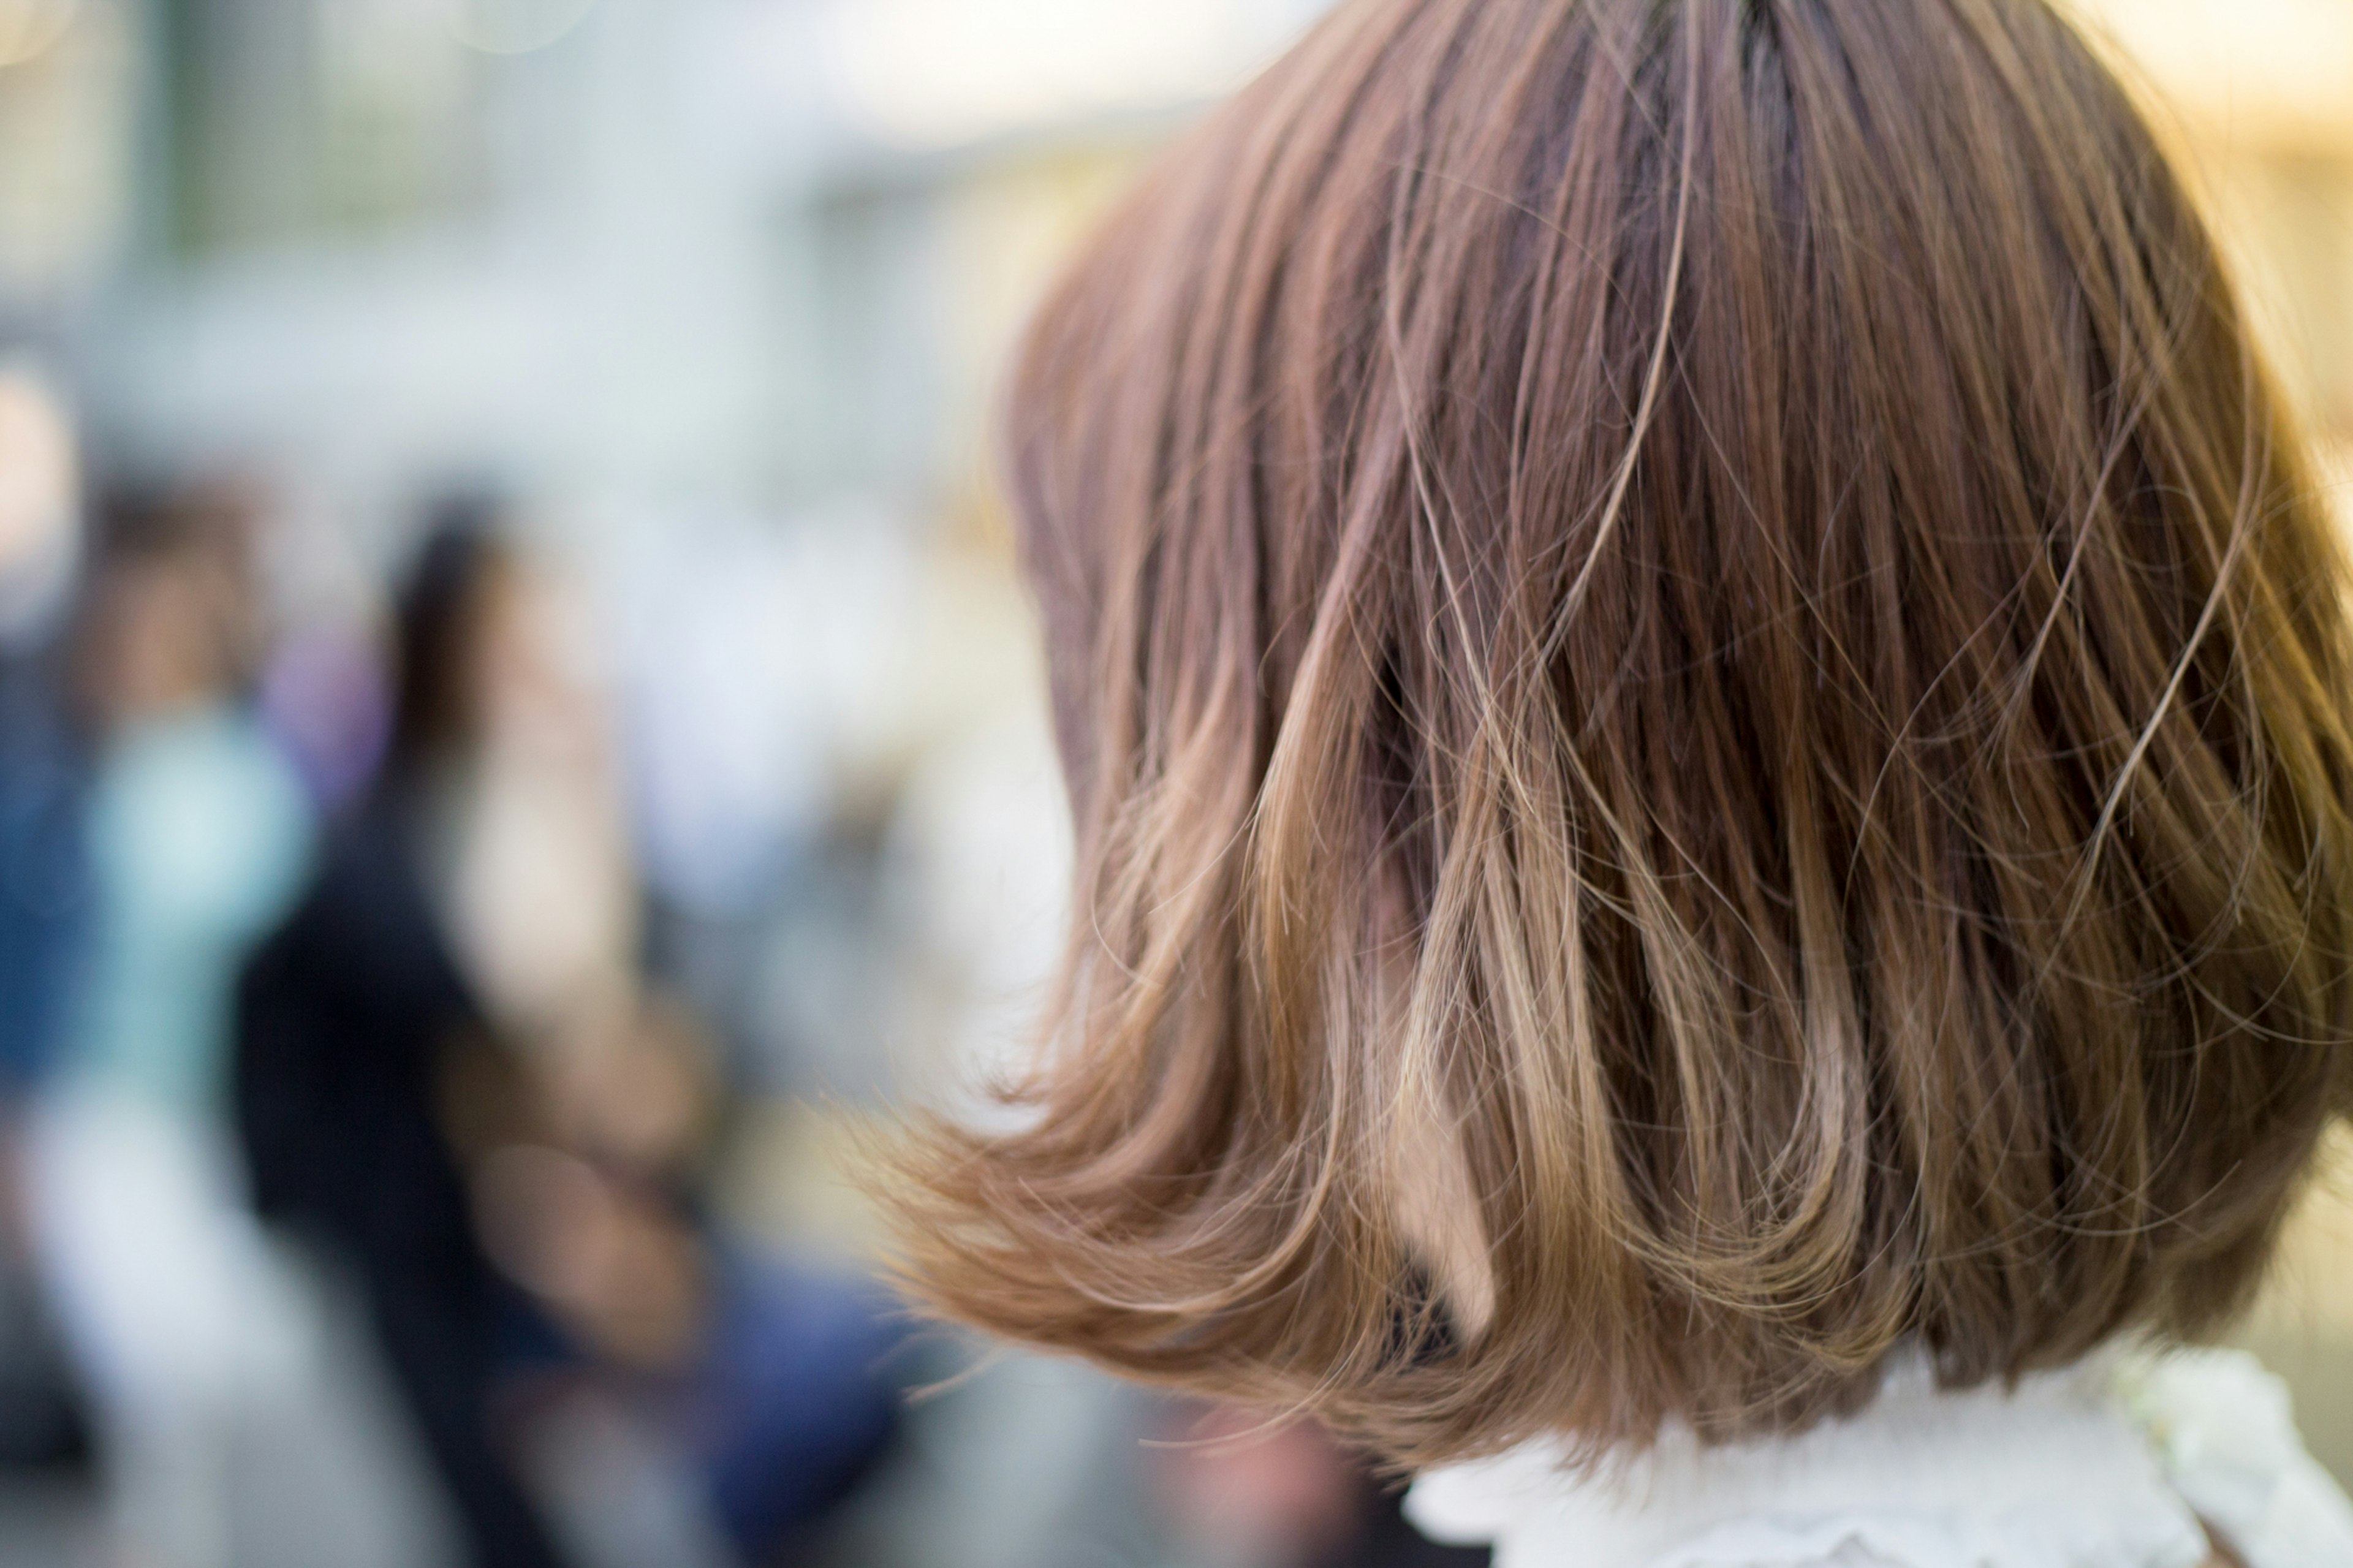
[886,0,2353,1463]
[75,479,264,729]
[385,495,511,780]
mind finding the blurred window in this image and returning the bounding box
[161,0,594,254]
[0,0,136,301]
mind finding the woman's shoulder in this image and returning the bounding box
[1404,1347,2353,1568]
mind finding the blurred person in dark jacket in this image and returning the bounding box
[240,502,904,1568]
[237,510,574,1568]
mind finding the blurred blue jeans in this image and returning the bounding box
[673,1250,908,1562]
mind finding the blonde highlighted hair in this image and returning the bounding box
[882,0,2353,1464]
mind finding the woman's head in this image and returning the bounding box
[890,0,2353,1462]
[387,498,515,776]
[75,480,265,731]
[388,493,586,781]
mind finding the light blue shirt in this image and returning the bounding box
[66,706,313,1112]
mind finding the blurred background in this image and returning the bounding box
[0,2,2346,1566]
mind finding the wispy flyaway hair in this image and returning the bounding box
[881,0,2353,1463]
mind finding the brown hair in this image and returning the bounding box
[882,0,2353,1464]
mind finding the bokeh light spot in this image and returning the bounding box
[0,368,80,643]
[444,0,597,57]
[0,0,77,68]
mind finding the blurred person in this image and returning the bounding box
[0,365,90,1472]
[0,623,91,1481]
[0,599,84,1115]
[459,986,907,1563]
[0,374,84,1123]
[240,503,903,1568]
[28,480,316,1568]
[237,509,582,1568]
[879,3,2353,1568]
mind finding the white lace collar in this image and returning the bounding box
[1403,1347,2353,1568]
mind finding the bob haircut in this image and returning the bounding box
[884,0,2353,1464]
